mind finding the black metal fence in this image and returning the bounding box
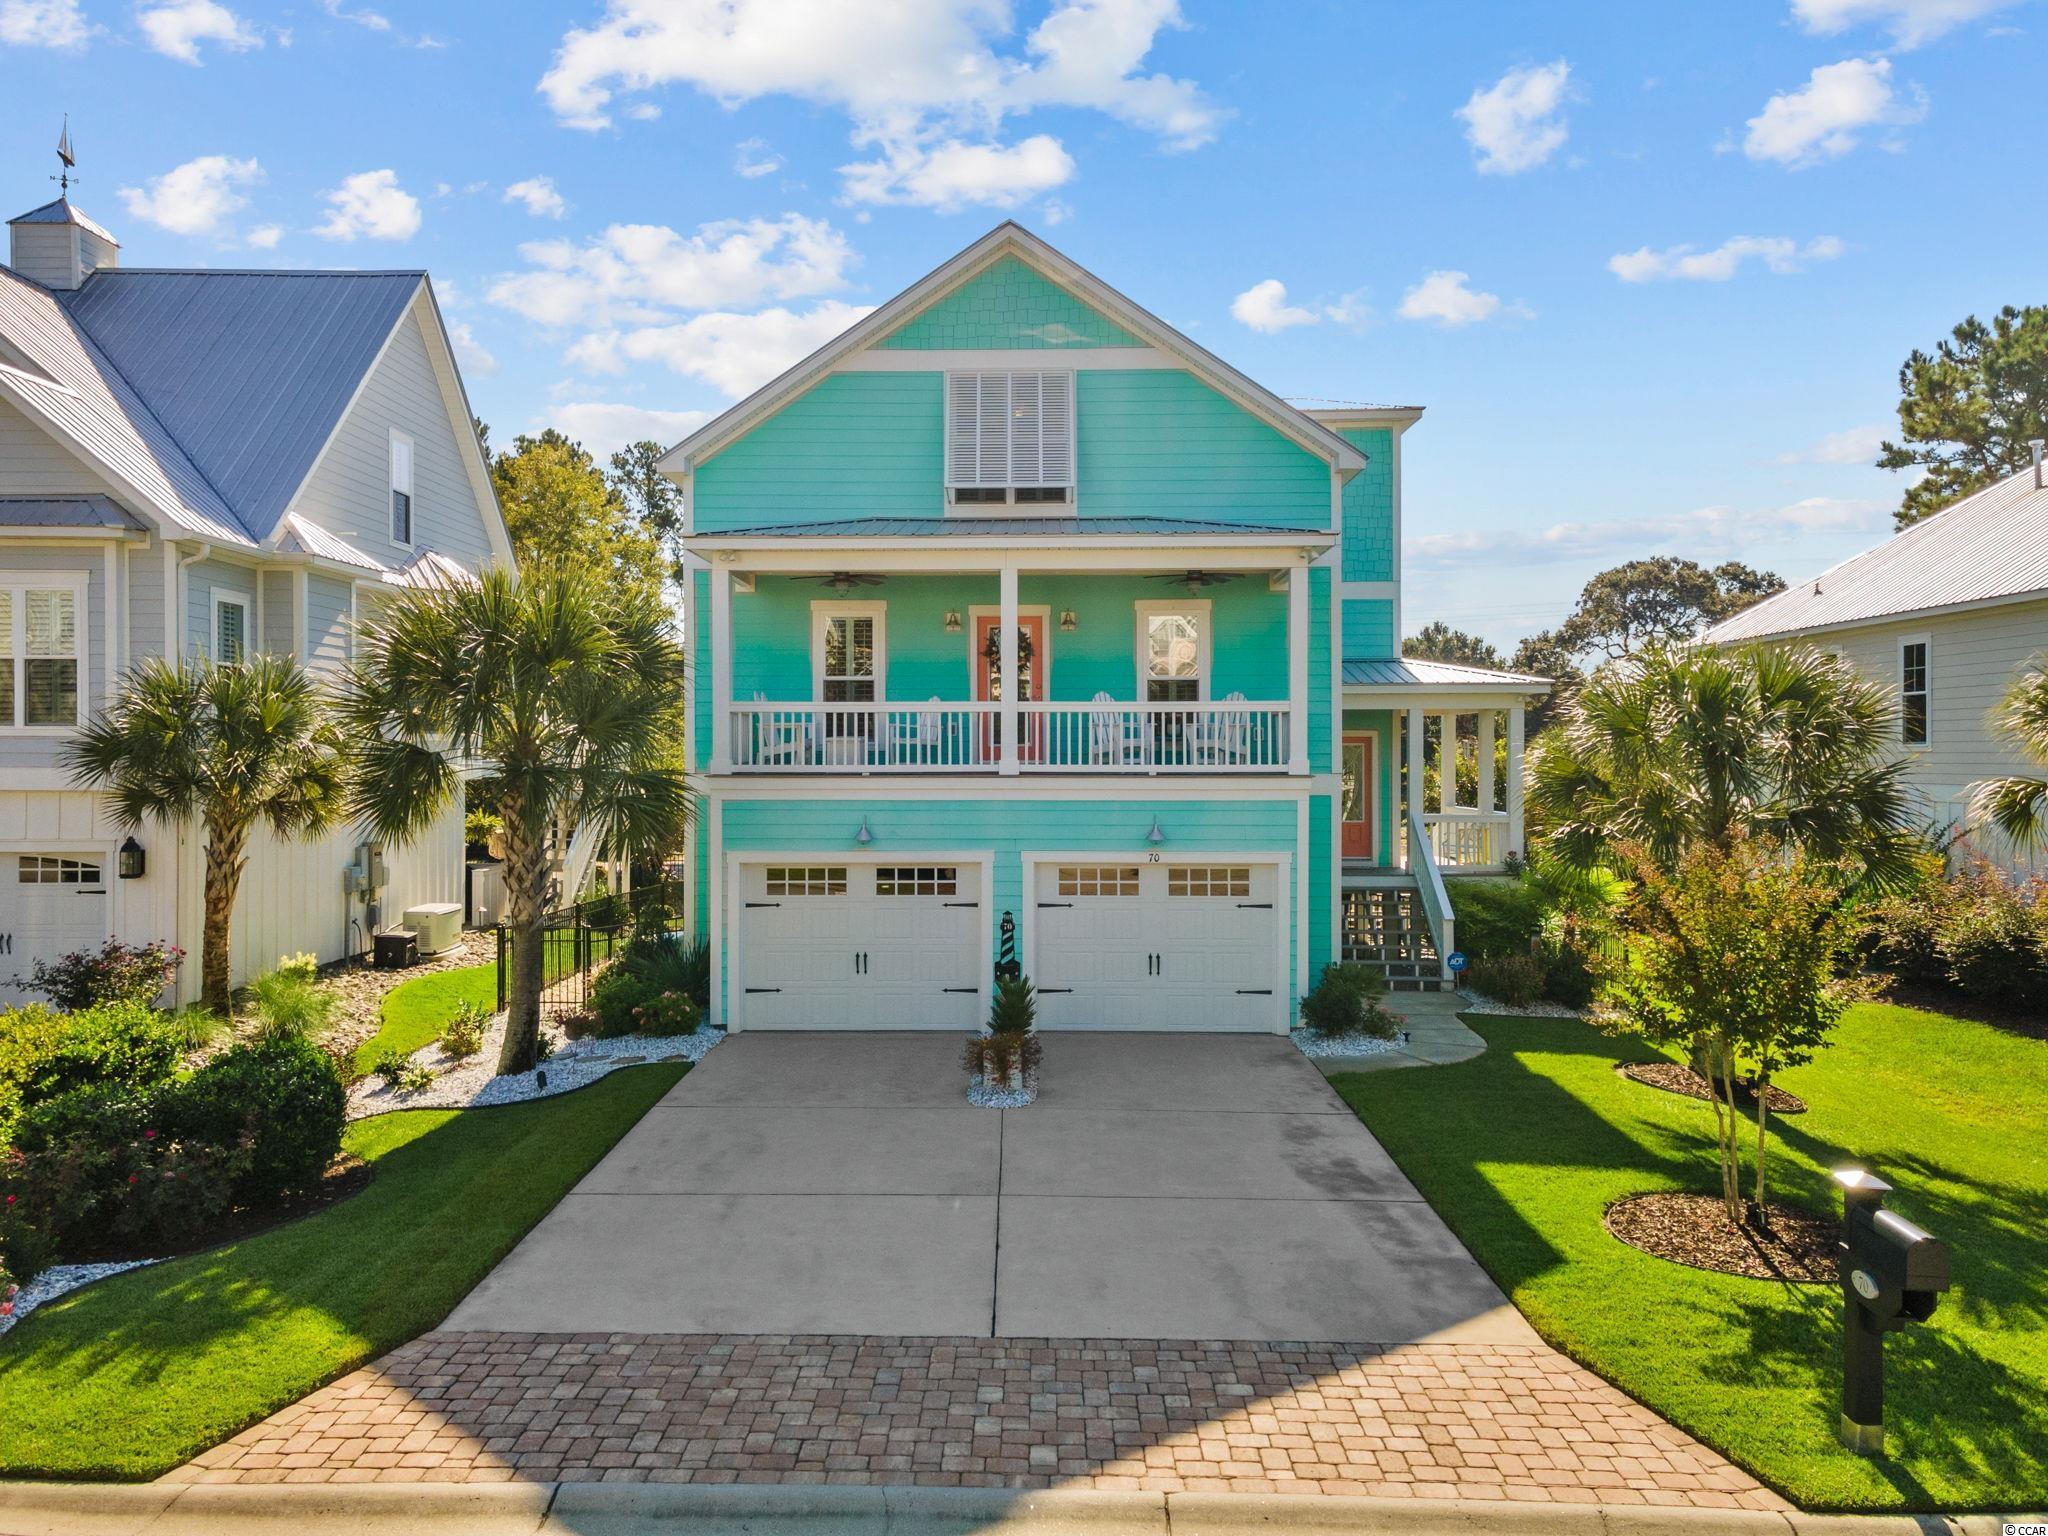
[495,881,682,1017]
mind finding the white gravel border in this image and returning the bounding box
[1457,989,1587,1018]
[348,1017,720,1118]
[967,1074,1036,1108]
[1291,1027,1402,1059]
[1,1259,158,1338]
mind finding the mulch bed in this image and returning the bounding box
[1605,1192,1837,1283]
[67,1155,373,1266]
[1618,1060,1807,1114]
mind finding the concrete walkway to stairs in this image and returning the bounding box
[1314,990,1488,1074]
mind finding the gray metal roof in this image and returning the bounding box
[1705,466,2048,642]
[0,495,145,529]
[9,197,119,245]
[704,515,1330,539]
[0,263,249,544]
[1344,657,1551,691]
[61,269,421,542]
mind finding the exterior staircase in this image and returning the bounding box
[1342,881,1450,992]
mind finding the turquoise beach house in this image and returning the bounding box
[668,224,1546,1031]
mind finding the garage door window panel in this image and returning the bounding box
[19,855,104,886]
[1056,865,1140,897]
[877,866,959,897]
[1168,865,1253,897]
[764,866,848,897]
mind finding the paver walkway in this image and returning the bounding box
[168,1332,1784,1510]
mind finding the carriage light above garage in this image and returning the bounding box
[854,816,874,846]
[1146,817,1166,846]
[118,837,146,880]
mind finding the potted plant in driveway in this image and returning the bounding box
[964,975,1042,1106]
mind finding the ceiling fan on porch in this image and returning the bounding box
[1156,570,1239,595]
[807,572,887,593]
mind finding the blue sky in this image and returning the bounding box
[5,0,2043,649]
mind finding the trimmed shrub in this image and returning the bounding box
[558,1010,600,1042]
[624,932,711,1011]
[0,1001,186,1142]
[588,967,661,1037]
[440,1001,489,1058]
[1538,944,1599,1010]
[18,938,181,1011]
[1450,878,1548,960]
[630,991,699,1037]
[1299,963,1397,1039]
[1940,877,2048,1009]
[168,1035,345,1202]
[1466,953,1543,1008]
[14,1082,165,1155]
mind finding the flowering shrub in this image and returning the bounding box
[557,1010,599,1041]
[105,1130,252,1246]
[630,991,699,1037]
[19,939,182,1012]
[274,952,320,983]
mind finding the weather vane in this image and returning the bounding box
[53,117,77,195]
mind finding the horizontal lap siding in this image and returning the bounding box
[0,394,113,495]
[126,543,162,665]
[183,556,255,660]
[305,574,351,674]
[1344,599,1395,660]
[1309,792,1333,980]
[1309,566,1331,772]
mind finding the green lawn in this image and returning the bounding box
[1331,1004,2048,1512]
[0,1064,685,1480]
[345,962,499,1078]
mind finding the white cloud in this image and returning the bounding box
[536,0,1218,207]
[1230,279,1318,334]
[503,175,567,219]
[1743,57,1927,167]
[314,169,421,241]
[1778,423,1889,465]
[1,0,92,47]
[1608,234,1846,282]
[1397,270,1508,327]
[840,134,1075,211]
[117,154,263,236]
[446,319,498,376]
[1407,496,1890,570]
[1456,59,1572,175]
[569,301,876,398]
[734,138,783,179]
[135,0,260,61]
[1790,0,2017,47]
[319,0,388,30]
[547,402,713,459]
[487,213,855,328]
[245,223,283,249]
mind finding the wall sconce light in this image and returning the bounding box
[1146,817,1166,846]
[118,836,146,880]
[943,611,963,634]
[854,816,874,846]
[1058,609,1078,632]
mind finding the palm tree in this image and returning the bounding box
[1527,642,1917,886]
[1971,658,2048,851]
[68,655,347,1013]
[339,566,689,1074]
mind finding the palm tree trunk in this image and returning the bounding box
[199,820,249,1016]
[495,794,549,1076]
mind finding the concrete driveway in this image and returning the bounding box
[443,1032,1534,1344]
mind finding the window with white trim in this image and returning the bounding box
[877,866,959,896]
[0,580,84,729]
[1140,606,1207,703]
[213,589,251,664]
[814,606,882,703]
[945,370,1074,507]
[1057,866,1140,897]
[390,430,415,545]
[18,855,103,885]
[1901,639,1929,745]
[765,866,848,896]
[1168,865,1252,897]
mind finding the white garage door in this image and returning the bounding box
[1032,860,1282,1030]
[0,853,110,1007]
[738,861,982,1029]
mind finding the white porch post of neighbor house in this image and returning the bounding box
[1506,702,1527,860]
[1288,566,1310,775]
[709,564,734,774]
[1477,709,1496,814]
[1438,713,1459,812]
[1405,705,1424,863]
[999,563,1020,777]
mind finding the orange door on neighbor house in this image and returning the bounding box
[1342,733,1377,859]
[974,613,1047,760]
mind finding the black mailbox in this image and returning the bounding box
[1833,1168,1952,1456]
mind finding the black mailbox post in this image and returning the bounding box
[1834,1168,1951,1455]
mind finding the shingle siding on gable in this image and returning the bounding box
[1335,428,1394,583]
[288,311,490,570]
[876,256,1143,350]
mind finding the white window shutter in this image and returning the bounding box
[976,371,1009,485]
[945,369,1073,493]
[1010,371,1042,483]
[1036,371,1072,485]
[946,373,981,486]
[25,590,73,657]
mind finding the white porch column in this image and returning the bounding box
[1477,709,1496,815]
[709,564,734,774]
[999,563,1020,777]
[1287,565,1310,775]
[1506,702,1527,860]
[1438,713,1457,812]
[1405,705,1424,863]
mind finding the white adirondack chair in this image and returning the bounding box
[756,692,811,766]
[1089,690,1142,766]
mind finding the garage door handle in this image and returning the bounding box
[1037,901,1072,908]
[942,986,978,993]
[744,901,781,908]
[744,987,782,994]
[943,901,979,908]
[1038,987,1073,994]
[1237,902,1273,909]
[1236,989,1274,995]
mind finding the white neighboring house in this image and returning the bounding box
[1704,453,2048,873]
[0,194,513,1007]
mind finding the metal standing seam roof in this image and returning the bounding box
[60,269,423,543]
[699,515,1334,539]
[0,495,146,529]
[1704,466,2048,643]
[1344,657,1552,690]
[0,263,249,544]
[8,197,120,246]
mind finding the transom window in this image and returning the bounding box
[764,866,847,896]
[18,855,102,885]
[945,370,1074,508]
[1901,640,1929,745]
[0,582,83,730]
[390,430,415,545]
[877,866,959,897]
[1140,606,1207,704]
[1169,865,1252,897]
[213,590,251,664]
[1057,865,1140,897]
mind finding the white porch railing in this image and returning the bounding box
[1408,805,1455,983]
[724,699,1292,772]
[1422,811,1511,868]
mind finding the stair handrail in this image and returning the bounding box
[1407,803,1456,985]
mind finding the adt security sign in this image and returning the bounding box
[1445,951,1469,975]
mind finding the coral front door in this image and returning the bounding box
[1341,733,1377,860]
[974,611,1047,761]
